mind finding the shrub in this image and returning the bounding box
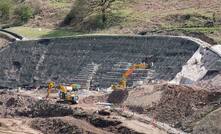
[0,0,12,20]
[15,5,33,23]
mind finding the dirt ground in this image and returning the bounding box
[0,38,9,49]
[0,118,42,134]
[0,83,220,134]
[0,89,168,134]
[123,84,221,133]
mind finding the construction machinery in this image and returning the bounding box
[111,63,149,90]
[47,82,80,104]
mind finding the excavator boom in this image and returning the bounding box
[112,63,149,90]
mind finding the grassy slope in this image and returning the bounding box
[6,0,78,38]
[4,0,221,43]
[7,27,81,39]
[99,0,221,43]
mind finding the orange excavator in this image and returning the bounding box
[111,63,149,90]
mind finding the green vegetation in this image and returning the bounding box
[0,0,220,43]
[169,27,221,33]
[63,0,124,30]
[15,5,34,23]
[0,0,38,25]
[6,27,82,38]
[0,0,12,20]
[48,0,71,8]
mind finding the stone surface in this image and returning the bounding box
[171,45,221,84]
[0,35,200,88]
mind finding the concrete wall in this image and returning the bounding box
[0,35,200,88]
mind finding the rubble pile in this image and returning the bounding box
[0,91,73,118]
[0,91,35,117]
[31,118,84,134]
[19,100,73,117]
[107,90,129,104]
[193,107,221,134]
[146,84,221,131]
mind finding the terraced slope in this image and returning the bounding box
[0,35,200,88]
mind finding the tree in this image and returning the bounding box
[90,0,116,23]
[63,0,116,26]
[63,0,90,26]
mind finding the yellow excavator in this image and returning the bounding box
[47,82,80,104]
[111,63,149,90]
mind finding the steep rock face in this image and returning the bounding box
[0,35,200,88]
[171,45,221,84]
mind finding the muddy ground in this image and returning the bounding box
[0,83,220,134]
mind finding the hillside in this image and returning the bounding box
[1,1,221,134]
[0,0,221,44]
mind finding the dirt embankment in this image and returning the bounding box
[1,83,220,134]
[0,91,73,118]
[0,91,109,134]
[192,107,221,134]
[124,84,221,132]
[80,83,221,133]
[1,91,160,134]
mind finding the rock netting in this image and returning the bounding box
[0,35,199,88]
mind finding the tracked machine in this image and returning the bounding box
[47,82,80,104]
[108,63,150,104]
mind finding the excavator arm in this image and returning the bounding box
[112,63,149,90]
[122,63,148,79]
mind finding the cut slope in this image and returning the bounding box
[172,44,221,84]
[0,35,199,88]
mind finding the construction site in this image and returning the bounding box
[0,33,221,134]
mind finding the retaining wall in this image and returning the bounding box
[0,35,201,88]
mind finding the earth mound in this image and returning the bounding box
[124,84,221,132]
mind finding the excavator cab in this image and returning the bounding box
[111,79,127,90]
[66,93,79,104]
[46,82,79,104]
[58,84,79,104]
